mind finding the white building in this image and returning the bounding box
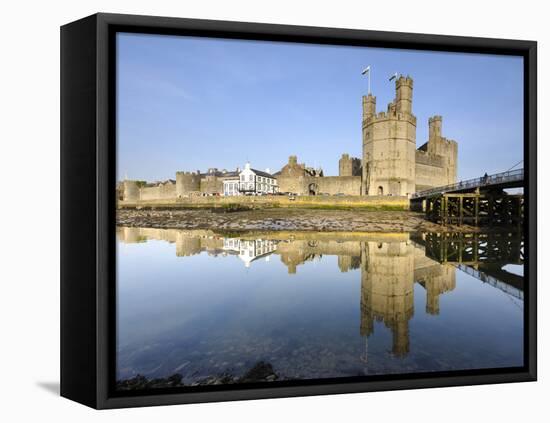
[237,162,278,195]
[222,172,240,196]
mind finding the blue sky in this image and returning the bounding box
[117,33,523,182]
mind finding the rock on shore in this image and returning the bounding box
[116,361,281,391]
[116,208,471,233]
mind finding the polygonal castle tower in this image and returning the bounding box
[362,76,417,196]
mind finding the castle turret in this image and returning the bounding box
[429,115,443,141]
[123,180,140,202]
[176,171,201,197]
[425,115,458,185]
[339,154,351,176]
[395,76,413,115]
[339,153,362,177]
[362,94,376,121]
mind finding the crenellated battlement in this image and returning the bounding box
[442,137,458,146]
[363,110,417,128]
[396,75,413,88]
[176,171,200,176]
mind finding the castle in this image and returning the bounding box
[120,74,458,201]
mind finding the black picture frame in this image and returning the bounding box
[60,12,537,409]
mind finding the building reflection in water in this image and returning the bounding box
[117,227,521,362]
[222,238,278,267]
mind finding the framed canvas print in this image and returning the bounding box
[60,13,537,409]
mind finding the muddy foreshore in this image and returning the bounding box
[116,208,479,233]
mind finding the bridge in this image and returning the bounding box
[410,169,524,226]
[411,168,524,200]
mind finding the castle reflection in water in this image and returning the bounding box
[116,227,520,359]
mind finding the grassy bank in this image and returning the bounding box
[118,194,409,211]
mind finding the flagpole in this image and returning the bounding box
[362,65,372,95]
[368,68,371,94]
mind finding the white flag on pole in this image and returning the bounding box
[362,65,372,94]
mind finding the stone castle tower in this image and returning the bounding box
[176,171,201,198]
[339,153,362,177]
[362,76,417,196]
[414,115,458,192]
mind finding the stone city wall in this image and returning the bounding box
[139,184,177,201]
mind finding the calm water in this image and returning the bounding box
[116,227,524,385]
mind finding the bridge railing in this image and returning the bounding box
[411,168,523,199]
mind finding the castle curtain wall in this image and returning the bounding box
[277,175,361,195]
[276,176,309,195]
[316,176,362,195]
[139,184,177,200]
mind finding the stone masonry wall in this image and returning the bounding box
[316,176,362,195]
[200,177,223,195]
[139,184,177,201]
[276,175,309,195]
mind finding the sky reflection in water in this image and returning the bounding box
[116,227,524,385]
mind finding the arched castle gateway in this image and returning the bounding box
[120,74,458,201]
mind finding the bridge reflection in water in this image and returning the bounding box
[117,227,523,363]
[414,232,524,300]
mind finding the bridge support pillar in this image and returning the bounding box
[425,192,523,227]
